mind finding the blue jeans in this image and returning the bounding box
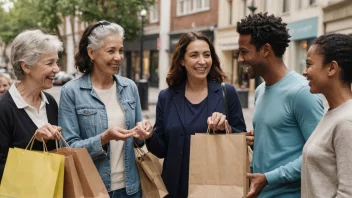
[109,188,142,198]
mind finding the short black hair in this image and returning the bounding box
[313,33,352,84]
[236,12,291,57]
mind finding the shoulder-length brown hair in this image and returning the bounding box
[166,31,227,87]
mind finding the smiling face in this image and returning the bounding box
[89,34,124,77]
[181,39,212,81]
[238,34,265,79]
[303,44,330,94]
[0,77,10,96]
[24,52,60,90]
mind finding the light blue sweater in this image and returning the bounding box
[252,71,324,198]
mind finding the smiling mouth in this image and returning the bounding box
[194,66,207,72]
[109,64,119,68]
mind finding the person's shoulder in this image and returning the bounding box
[115,75,136,85]
[0,92,14,105]
[287,71,309,88]
[158,87,173,97]
[0,92,16,113]
[62,76,81,90]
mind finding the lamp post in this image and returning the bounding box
[139,8,147,79]
[137,8,149,110]
[247,0,257,14]
[247,0,262,88]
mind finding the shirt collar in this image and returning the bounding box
[9,83,49,109]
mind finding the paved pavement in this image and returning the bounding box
[46,85,255,131]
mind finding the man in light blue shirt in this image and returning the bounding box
[236,13,324,198]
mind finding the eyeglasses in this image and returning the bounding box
[87,21,111,37]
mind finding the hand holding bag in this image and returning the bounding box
[0,131,65,198]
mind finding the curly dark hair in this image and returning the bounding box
[236,12,291,57]
[313,33,352,84]
[166,31,227,87]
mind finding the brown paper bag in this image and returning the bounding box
[136,160,162,198]
[188,133,250,198]
[55,147,109,198]
[135,147,168,198]
[63,155,84,198]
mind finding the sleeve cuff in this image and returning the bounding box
[90,135,107,159]
[264,168,281,185]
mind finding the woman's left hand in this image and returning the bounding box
[133,120,153,140]
[207,112,232,133]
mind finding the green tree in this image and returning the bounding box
[78,0,154,41]
[0,0,41,57]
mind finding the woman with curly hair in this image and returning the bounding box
[135,31,247,198]
[302,33,352,197]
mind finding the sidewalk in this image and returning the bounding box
[142,87,255,131]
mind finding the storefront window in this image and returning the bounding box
[234,50,249,89]
[296,38,314,74]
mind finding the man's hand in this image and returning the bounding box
[246,173,268,198]
[245,130,254,146]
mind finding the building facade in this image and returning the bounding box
[215,0,264,91]
[323,0,352,34]
[264,0,329,74]
[122,0,161,87]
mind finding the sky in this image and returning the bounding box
[0,0,13,12]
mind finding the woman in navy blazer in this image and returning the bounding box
[135,32,246,198]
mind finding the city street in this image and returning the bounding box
[46,85,256,131]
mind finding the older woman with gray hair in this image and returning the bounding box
[58,21,151,198]
[0,30,62,181]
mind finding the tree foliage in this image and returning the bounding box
[78,0,154,41]
[0,0,154,44]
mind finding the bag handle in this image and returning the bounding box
[221,82,229,120]
[25,130,48,153]
[134,141,146,157]
[55,132,71,151]
[206,124,230,134]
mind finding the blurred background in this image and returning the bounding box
[0,0,346,125]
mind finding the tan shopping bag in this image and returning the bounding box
[54,147,109,198]
[51,138,84,198]
[135,146,168,198]
[52,134,109,198]
[188,131,250,198]
[63,155,84,198]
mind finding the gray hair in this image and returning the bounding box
[11,29,63,80]
[88,22,125,51]
[0,73,11,85]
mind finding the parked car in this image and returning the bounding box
[53,71,74,85]
[0,66,8,73]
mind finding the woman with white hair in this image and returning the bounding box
[0,73,11,96]
[58,21,151,198]
[0,30,63,181]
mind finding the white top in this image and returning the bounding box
[8,83,49,128]
[302,99,352,198]
[94,81,126,191]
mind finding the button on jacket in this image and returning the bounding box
[58,73,141,194]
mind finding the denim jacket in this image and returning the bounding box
[58,73,141,194]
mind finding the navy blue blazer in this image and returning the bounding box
[146,81,246,198]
